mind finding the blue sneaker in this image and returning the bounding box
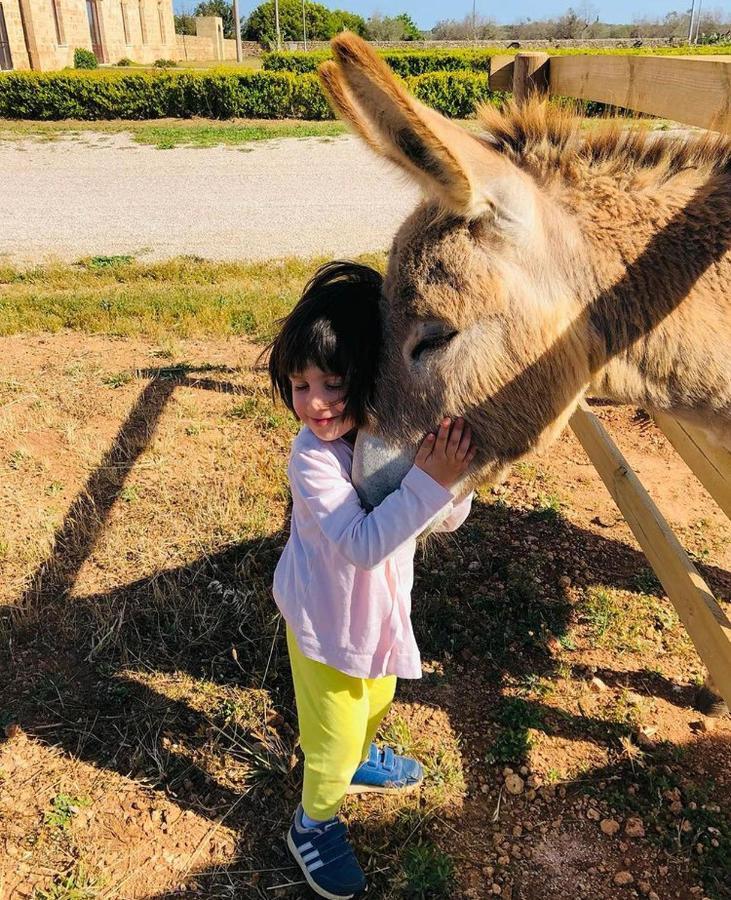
[348,743,424,794]
[287,805,366,899]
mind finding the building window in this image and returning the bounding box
[157,1,165,42]
[138,0,147,43]
[50,0,65,45]
[0,4,13,70]
[121,1,130,43]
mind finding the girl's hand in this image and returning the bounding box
[415,417,476,490]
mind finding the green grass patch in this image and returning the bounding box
[0,254,385,341]
[399,840,455,898]
[485,696,542,765]
[578,584,689,654]
[0,117,348,148]
[44,793,91,830]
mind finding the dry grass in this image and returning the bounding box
[0,254,386,341]
[0,322,729,897]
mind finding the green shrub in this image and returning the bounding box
[153,58,178,68]
[410,71,500,117]
[73,48,97,69]
[262,50,330,73]
[262,48,492,75]
[116,57,135,67]
[0,70,338,120]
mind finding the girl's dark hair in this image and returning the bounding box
[264,261,383,428]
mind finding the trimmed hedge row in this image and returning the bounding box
[262,49,493,76]
[0,70,333,120]
[0,68,500,120]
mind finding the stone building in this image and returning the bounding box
[0,0,178,70]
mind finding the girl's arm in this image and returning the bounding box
[433,492,474,533]
[290,446,454,571]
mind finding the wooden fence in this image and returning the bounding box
[491,53,731,711]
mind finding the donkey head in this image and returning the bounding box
[320,34,593,504]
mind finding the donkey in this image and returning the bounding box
[318,35,731,508]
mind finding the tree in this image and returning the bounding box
[174,12,198,34]
[243,1,364,43]
[431,14,497,40]
[193,0,235,38]
[364,12,422,40]
[328,9,368,36]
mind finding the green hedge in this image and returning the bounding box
[410,71,499,118]
[0,68,501,120]
[0,70,333,120]
[262,49,492,75]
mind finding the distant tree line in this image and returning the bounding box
[175,1,731,45]
[430,5,731,42]
[175,0,420,42]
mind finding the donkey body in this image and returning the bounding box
[319,35,731,504]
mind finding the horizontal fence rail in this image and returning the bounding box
[490,53,731,134]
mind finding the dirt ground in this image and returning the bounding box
[0,333,729,900]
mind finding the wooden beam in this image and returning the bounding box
[489,55,515,92]
[654,413,731,521]
[569,402,731,709]
[513,52,550,104]
[550,55,731,134]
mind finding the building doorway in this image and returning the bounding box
[0,4,13,70]
[86,0,106,61]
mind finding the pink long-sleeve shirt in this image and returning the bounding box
[273,426,473,680]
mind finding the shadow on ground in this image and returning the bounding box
[1,367,730,898]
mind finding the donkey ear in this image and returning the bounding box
[319,32,532,223]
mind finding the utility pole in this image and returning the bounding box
[687,0,696,42]
[274,0,282,49]
[693,0,703,42]
[232,0,242,61]
[302,0,307,49]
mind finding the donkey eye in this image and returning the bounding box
[411,330,458,361]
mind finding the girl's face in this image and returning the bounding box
[290,365,355,442]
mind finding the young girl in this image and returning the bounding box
[267,261,474,899]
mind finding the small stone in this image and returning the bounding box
[590,676,608,692]
[491,885,502,896]
[587,807,601,821]
[614,871,634,886]
[559,575,572,589]
[637,882,652,896]
[498,855,510,866]
[505,774,524,795]
[468,560,481,571]
[600,818,620,835]
[670,800,683,814]
[512,825,522,837]
[3,722,20,740]
[648,893,660,900]
[625,817,645,838]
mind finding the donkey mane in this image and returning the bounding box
[477,99,731,188]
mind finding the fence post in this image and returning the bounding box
[513,52,550,104]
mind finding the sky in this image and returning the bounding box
[173,0,716,29]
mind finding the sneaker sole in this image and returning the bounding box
[286,830,358,900]
[346,779,423,795]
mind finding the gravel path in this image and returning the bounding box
[0,133,420,264]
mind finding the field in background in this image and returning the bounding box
[0,257,730,899]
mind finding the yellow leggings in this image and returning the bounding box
[287,627,397,820]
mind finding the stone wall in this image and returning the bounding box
[281,37,684,52]
[1,0,179,70]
